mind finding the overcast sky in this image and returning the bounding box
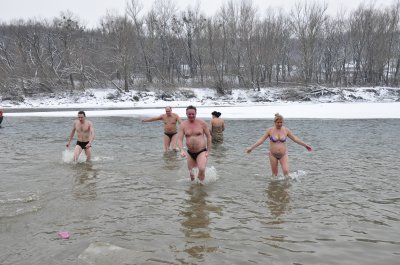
[0,0,392,28]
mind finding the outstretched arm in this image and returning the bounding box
[142,115,162,122]
[245,129,270,154]
[287,129,312,151]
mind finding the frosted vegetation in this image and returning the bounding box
[1,0,400,103]
[2,86,399,109]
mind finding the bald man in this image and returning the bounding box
[142,106,182,151]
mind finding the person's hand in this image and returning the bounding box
[86,143,92,149]
[66,143,70,148]
[305,145,312,151]
[245,147,252,154]
[180,150,186,158]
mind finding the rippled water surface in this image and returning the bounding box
[1,117,399,265]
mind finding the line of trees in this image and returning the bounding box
[1,0,400,98]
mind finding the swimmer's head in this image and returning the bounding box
[78,111,86,122]
[186,105,197,120]
[274,113,284,123]
[186,105,197,112]
[211,111,221,118]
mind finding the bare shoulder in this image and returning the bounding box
[173,113,181,120]
[261,127,272,137]
[73,119,80,126]
[198,119,208,126]
[85,120,94,128]
[181,120,189,128]
[285,127,292,135]
[199,119,209,129]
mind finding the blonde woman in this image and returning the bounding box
[245,113,312,176]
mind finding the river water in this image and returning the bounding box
[0,117,399,265]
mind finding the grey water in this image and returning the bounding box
[0,117,399,265]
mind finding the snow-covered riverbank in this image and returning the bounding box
[2,87,400,119]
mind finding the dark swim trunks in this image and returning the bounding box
[76,141,90,150]
[164,131,177,140]
[187,148,207,161]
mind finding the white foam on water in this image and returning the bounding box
[78,242,138,265]
[0,193,39,204]
[177,166,219,185]
[61,149,86,163]
[91,156,114,162]
[270,170,307,182]
[289,170,307,181]
[0,192,41,217]
[62,150,114,163]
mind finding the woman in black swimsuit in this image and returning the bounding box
[245,113,312,177]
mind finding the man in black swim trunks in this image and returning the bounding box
[142,106,182,151]
[66,111,95,162]
[178,105,212,182]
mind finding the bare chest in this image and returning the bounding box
[76,122,90,133]
[184,124,203,137]
[163,115,177,125]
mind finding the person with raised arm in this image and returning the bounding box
[245,113,312,177]
[142,106,182,151]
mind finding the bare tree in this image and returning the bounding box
[127,0,153,84]
[2,0,400,100]
[381,2,400,86]
[173,4,207,84]
[255,9,291,87]
[53,11,85,91]
[349,4,377,85]
[101,13,136,92]
[206,17,226,94]
[290,1,328,84]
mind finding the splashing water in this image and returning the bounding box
[62,149,114,163]
[62,149,86,163]
[270,170,307,182]
[289,170,307,181]
[91,156,114,162]
[177,166,219,185]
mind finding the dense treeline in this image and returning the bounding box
[1,0,400,98]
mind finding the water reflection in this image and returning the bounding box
[265,180,290,221]
[72,162,98,200]
[210,144,227,164]
[162,151,180,170]
[180,185,221,259]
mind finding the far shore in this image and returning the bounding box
[3,102,400,119]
